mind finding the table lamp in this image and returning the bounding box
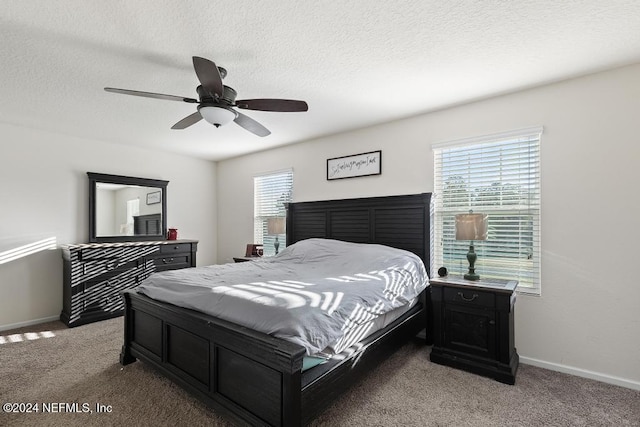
[455,212,488,281]
[267,217,286,255]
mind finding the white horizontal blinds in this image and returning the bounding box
[254,170,293,256]
[433,128,541,294]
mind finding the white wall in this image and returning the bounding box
[0,124,217,329]
[217,63,640,388]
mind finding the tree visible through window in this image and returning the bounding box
[433,128,542,294]
[254,170,293,256]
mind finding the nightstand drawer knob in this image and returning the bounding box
[458,292,479,302]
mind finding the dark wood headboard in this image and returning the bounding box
[286,192,432,275]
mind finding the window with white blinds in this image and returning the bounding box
[254,170,293,256]
[433,127,542,294]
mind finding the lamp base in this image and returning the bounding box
[465,242,480,281]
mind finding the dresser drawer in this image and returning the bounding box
[74,258,143,285]
[153,254,191,271]
[82,289,125,315]
[79,246,126,260]
[72,269,144,322]
[444,287,495,309]
[77,245,159,262]
[159,243,192,254]
[84,273,142,293]
[82,266,144,295]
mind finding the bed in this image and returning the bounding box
[120,192,432,426]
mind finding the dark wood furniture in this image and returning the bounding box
[232,256,261,263]
[88,172,169,243]
[429,275,519,384]
[61,240,197,327]
[133,213,162,236]
[120,192,432,426]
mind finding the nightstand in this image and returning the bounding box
[429,275,519,384]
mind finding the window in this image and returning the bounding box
[432,127,542,294]
[254,170,293,256]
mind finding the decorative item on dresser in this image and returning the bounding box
[429,275,519,384]
[167,228,179,240]
[61,240,197,327]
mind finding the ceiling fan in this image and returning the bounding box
[104,56,308,137]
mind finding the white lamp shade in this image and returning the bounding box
[455,213,488,241]
[199,106,237,126]
[267,217,286,235]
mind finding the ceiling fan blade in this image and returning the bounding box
[234,111,271,137]
[235,99,308,112]
[171,111,203,129]
[104,87,198,103]
[192,56,224,99]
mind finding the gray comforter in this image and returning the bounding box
[137,238,428,355]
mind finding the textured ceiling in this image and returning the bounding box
[2,1,640,161]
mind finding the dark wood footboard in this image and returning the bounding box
[121,289,306,426]
[120,288,430,426]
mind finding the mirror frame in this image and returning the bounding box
[88,172,169,243]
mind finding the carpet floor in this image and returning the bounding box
[1,317,638,426]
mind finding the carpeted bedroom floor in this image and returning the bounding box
[1,317,638,426]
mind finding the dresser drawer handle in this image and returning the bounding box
[162,258,174,264]
[457,292,479,302]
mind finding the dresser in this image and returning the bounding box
[61,240,197,327]
[429,276,519,384]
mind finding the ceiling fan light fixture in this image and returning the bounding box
[198,105,237,127]
[105,56,307,135]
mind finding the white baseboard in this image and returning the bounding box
[520,356,640,391]
[0,315,60,332]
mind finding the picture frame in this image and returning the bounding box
[146,191,161,205]
[245,244,264,257]
[327,150,382,180]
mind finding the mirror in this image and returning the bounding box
[88,172,168,243]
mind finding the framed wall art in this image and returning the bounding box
[327,150,381,180]
[146,191,161,205]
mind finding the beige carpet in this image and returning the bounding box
[1,317,638,427]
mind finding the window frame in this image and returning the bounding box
[432,127,542,295]
[253,169,293,257]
